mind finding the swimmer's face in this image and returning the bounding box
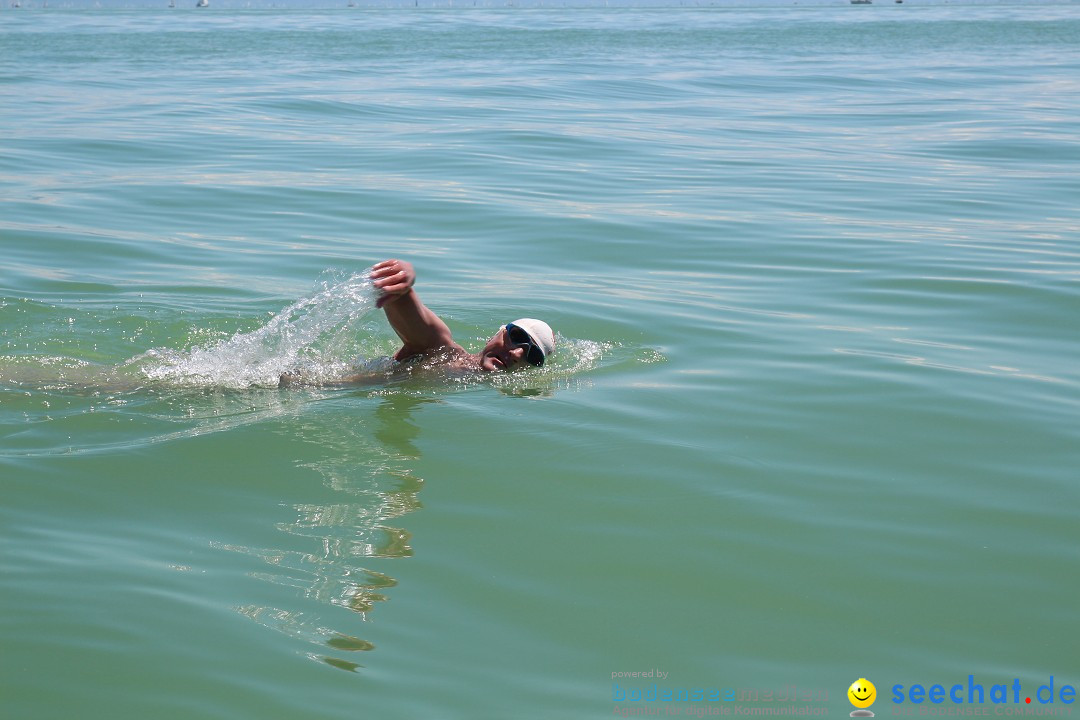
[478,326,531,372]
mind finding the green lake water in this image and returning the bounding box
[2,5,1079,718]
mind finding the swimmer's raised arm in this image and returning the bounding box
[372,259,465,362]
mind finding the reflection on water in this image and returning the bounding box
[234,606,374,672]
[223,394,434,671]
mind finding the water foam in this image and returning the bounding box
[135,271,379,389]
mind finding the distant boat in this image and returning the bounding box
[195,0,208,6]
[850,0,872,4]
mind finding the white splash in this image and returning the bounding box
[136,271,379,389]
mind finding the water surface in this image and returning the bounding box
[2,5,1079,718]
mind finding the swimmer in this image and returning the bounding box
[279,259,555,386]
[370,258,555,372]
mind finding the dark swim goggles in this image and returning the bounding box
[505,323,546,367]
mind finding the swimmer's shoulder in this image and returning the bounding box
[396,342,474,368]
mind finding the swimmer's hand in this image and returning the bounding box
[371,258,459,360]
[372,259,416,309]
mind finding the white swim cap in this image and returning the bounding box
[509,318,555,363]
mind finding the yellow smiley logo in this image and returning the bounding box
[848,678,877,713]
